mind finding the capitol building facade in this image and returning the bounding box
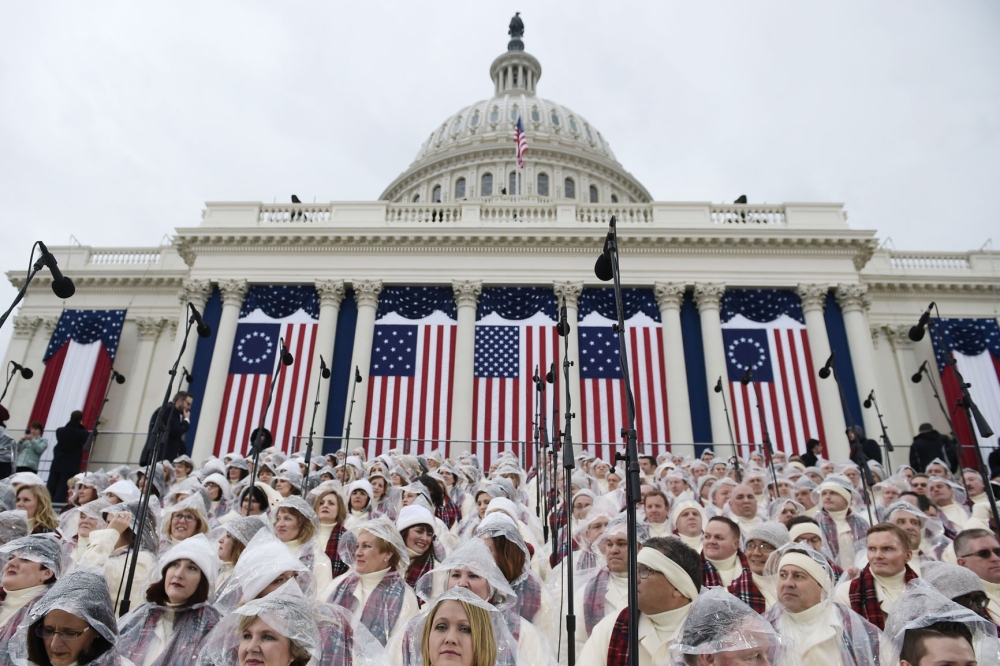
[4,20,1000,476]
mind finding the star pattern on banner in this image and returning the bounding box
[577,288,661,321]
[474,326,519,377]
[376,286,457,320]
[371,325,417,376]
[44,310,127,361]
[236,329,275,366]
[932,318,1000,368]
[722,328,775,382]
[727,336,767,372]
[721,288,803,324]
[240,285,319,320]
[579,327,623,379]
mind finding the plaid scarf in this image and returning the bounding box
[318,616,355,665]
[0,590,45,643]
[606,607,632,666]
[436,500,461,528]
[848,564,918,630]
[550,501,567,539]
[324,523,350,579]
[405,551,436,604]
[701,552,723,587]
[835,603,882,662]
[329,569,408,646]
[584,567,613,635]
[117,604,221,666]
[512,574,542,623]
[729,565,766,614]
[815,509,869,563]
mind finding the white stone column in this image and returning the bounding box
[654,283,694,456]
[174,280,212,383]
[796,285,849,462]
[343,280,382,454]
[123,318,168,460]
[694,283,732,445]
[191,279,248,464]
[450,280,482,456]
[311,280,346,444]
[554,281,583,444]
[835,284,883,441]
[883,325,922,437]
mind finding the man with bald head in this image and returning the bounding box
[727,483,763,532]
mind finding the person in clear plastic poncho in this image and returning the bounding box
[882,578,1000,666]
[669,587,791,666]
[272,496,333,595]
[215,514,269,591]
[214,528,311,613]
[117,533,221,666]
[194,591,385,666]
[158,493,211,554]
[0,510,31,546]
[762,543,880,666]
[883,501,951,571]
[9,570,128,666]
[0,534,64,643]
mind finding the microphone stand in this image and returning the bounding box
[556,305,578,666]
[1,364,24,404]
[819,352,876,526]
[547,361,559,543]
[0,243,54,330]
[301,359,331,495]
[743,369,780,497]
[249,339,294,487]
[533,367,542,521]
[339,366,361,484]
[119,308,197,616]
[539,381,551,542]
[926,315,1000,535]
[915,363,960,442]
[715,377,742,482]
[81,368,124,470]
[864,390,894,475]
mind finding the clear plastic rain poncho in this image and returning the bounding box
[214,528,311,613]
[761,543,880,666]
[102,499,160,554]
[160,493,211,545]
[0,533,65,578]
[413,538,517,609]
[77,470,111,495]
[335,516,411,571]
[117,534,223,666]
[103,479,141,503]
[9,570,124,666]
[194,591,385,666]
[203,472,234,519]
[883,500,951,560]
[669,587,792,666]
[0,510,30,545]
[767,498,804,523]
[163,477,212,510]
[221,514,269,549]
[0,482,17,512]
[274,495,325,575]
[881,578,1000,666]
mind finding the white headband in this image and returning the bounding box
[638,547,699,601]
[788,523,823,542]
[779,552,829,590]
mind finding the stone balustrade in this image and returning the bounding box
[889,252,972,270]
[87,250,162,265]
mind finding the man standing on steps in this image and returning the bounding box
[139,391,193,465]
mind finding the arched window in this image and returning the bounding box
[564,178,575,199]
[531,107,540,122]
[537,173,549,197]
[481,173,493,197]
[509,172,518,195]
[550,112,560,126]
[589,185,599,203]
[455,178,466,199]
[432,185,442,203]
[412,193,420,203]
[611,194,618,203]
[489,107,500,123]
[470,111,480,127]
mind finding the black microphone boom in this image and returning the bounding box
[908,302,935,342]
[740,367,752,386]
[863,390,874,409]
[112,370,126,385]
[593,216,617,282]
[12,362,33,380]
[818,352,834,379]
[912,360,928,384]
[320,355,332,379]
[188,303,212,338]
[280,338,294,366]
[36,241,76,299]
[714,377,723,393]
[556,305,570,337]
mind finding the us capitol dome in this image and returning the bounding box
[380,13,652,206]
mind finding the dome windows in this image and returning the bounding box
[455,178,466,199]
[452,118,462,136]
[509,172,517,195]
[611,194,619,203]
[510,105,519,122]
[481,173,493,197]
[585,125,594,143]
[413,193,420,203]
[432,185,442,203]
[550,111,560,126]
[470,111,480,127]
[531,107,540,123]
[436,126,447,144]
[569,117,579,134]
[537,173,549,197]
[589,185,599,203]
[564,178,575,200]
[490,107,500,123]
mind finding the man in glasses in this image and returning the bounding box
[730,522,790,613]
[921,561,992,622]
[955,527,1000,625]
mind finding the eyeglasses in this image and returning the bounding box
[959,548,1000,560]
[35,626,90,641]
[172,513,197,523]
[637,564,662,580]
[745,541,777,553]
[961,593,991,611]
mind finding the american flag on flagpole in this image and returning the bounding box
[721,290,825,458]
[514,116,528,169]
[215,286,318,457]
[577,289,670,462]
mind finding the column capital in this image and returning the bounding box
[835,283,871,314]
[40,316,59,336]
[135,316,167,340]
[315,279,346,308]
[553,281,584,309]
[452,280,483,308]
[11,315,40,339]
[654,282,686,311]
[796,284,829,314]
[881,324,915,350]
[353,279,383,309]
[218,279,249,307]
[178,279,212,307]
[693,283,726,312]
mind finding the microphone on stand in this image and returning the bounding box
[111,369,126,385]
[863,390,874,409]
[556,305,570,337]
[10,362,33,380]
[35,241,76,299]
[593,216,616,282]
[714,377,723,393]
[320,355,332,379]
[279,338,294,366]
[818,352,835,379]
[908,302,935,342]
[180,367,194,384]
[354,366,363,384]
[912,360,929,384]
[188,303,212,338]
[740,367,752,385]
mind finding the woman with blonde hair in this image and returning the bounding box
[216,515,269,590]
[403,587,516,666]
[312,483,350,578]
[159,494,210,553]
[15,485,58,534]
[273,496,333,594]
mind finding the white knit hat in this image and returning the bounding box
[396,505,435,532]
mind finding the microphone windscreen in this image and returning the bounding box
[908,325,925,342]
[51,277,75,299]
[556,320,570,337]
[594,254,613,282]
[197,323,212,338]
[818,367,831,379]
[713,379,722,393]
[282,351,294,366]
[322,367,332,379]
[863,398,872,409]
[911,372,923,384]
[20,367,34,380]
[114,372,126,384]
[546,370,554,384]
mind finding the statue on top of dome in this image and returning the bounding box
[507,12,524,51]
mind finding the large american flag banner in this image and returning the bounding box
[363,287,457,460]
[578,289,670,462]
[473,288,558,471]
[215,286,318,456]
[721,289,825,458]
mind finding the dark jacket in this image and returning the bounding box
[847,425,882,465]
[51,421,90,471]
[910,428,959,473]
[800,451,820,468]
[139,404,190,465]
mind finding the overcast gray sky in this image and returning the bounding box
[2,1,998,358]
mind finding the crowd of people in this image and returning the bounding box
[0,395,999,665]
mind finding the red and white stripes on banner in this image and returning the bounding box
[472,316,559,472]
[215,319,317,457]
[363,315,457,461]
[724,320,825,458]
